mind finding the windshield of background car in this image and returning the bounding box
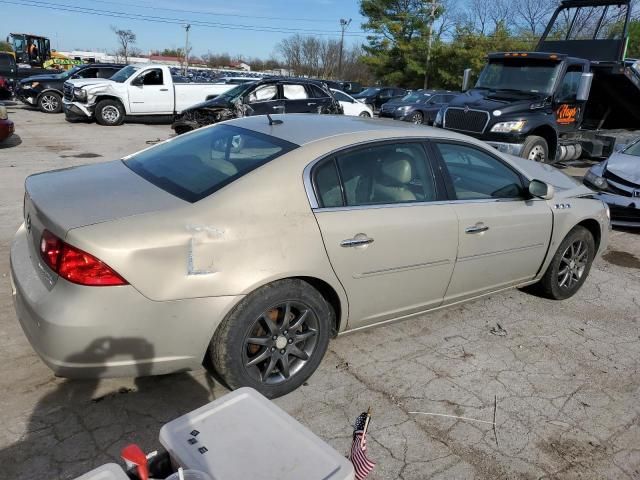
[124,125,298,202]
[402,92,430,103]
[110,65,141,83]
[216,82,256,102]
[476,59,561,95]
[359,87,381,96]
[622,140,640,157]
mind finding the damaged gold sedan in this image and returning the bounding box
[11,115,609,398]
[171,78,342,134]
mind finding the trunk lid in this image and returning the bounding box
[24,160,187,261]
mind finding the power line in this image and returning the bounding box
[79,0,343,23]
[0,0,371,37]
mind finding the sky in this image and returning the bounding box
[1,0,368,59]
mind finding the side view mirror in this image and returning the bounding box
[576,73,593,102]
[529,179,555,200]
[462,68,472,92]
[131,76,143,86]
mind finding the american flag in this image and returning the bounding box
[349,411,375,480]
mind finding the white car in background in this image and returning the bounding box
[331,89,373,117]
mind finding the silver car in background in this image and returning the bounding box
[11,115,609,398]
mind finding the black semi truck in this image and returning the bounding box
[436,0,640,163]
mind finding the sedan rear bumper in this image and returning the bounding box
[10,224,241,378]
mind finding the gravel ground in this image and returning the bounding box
[1,104,639,480]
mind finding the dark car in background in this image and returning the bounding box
[379,90,459,125]
[352,86,407,113]
[0,104,15,143]
[584,138,640,227]
[16,63,124,113]
[172,77,342,134]
[0,53,17,100]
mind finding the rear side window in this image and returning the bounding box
[313,143,438,207]
[125,125,298,202]
[283,84,308,99]
[77,68,98,78]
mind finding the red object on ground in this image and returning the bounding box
[0,118,13,142]
[121,444,149,480]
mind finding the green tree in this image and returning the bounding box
[0,41,12,53]
[628,20,640,58]
[359,0,441,88]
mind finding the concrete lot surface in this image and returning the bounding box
[1,105,639,480]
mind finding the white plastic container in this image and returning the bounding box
[72,463,130,480]
[159,387,355,480]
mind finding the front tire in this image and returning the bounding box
[95,99,125,126]
[210,279,332,398]
[536,226,595,300]
[359,111,371,117]
[521,135,549,163]
[38,92,62,113]
[410,111,424,124]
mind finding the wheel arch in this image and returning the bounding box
[293,276,344,337]
[529,125,558,160]
[37,88,63,100]
[576,218,602,252]
[94,95,125,108]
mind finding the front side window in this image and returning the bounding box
[313,143,437,207]
[139,69,163,86]
[557,66,583,101]
[248,84,278,102]
[282,84,308,100]
[125,125,297,202]
[332,90,351,102]
[436,143,524,200]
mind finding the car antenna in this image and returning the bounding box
[266,113,283,125]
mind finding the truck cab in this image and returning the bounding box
[437,0,640,163]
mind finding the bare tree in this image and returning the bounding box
[488,0,512,32]
[111,26,136,64]
[514,0,553,35]
[469,0,491,34]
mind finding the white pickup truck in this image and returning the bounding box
[62,64,242,126]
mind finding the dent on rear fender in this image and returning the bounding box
[186,224,224,276]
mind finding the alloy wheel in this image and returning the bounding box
[242,301,319,385]
[558,240,587,289]
[102,106,120,124]
[528,145,546,162]
[41,95,59,112]
[411,112,423,124]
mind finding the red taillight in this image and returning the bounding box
[40,230,128,286]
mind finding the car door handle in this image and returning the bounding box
[465,223,489,234]
[159,88,169,91]
[307,102,317,106]
[340,235,374,248]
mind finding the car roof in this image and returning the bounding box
[223,114,475,147]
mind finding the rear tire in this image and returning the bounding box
[38,92,62,113]
[521,135,549,163]
[535,226,595,300]
[95,99,125,126]
[209,279,332,398]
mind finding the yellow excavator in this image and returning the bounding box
[6,33,80,71]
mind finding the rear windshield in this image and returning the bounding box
[124,125,297,202]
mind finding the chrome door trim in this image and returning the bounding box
[310,197,542,213]
[354,259,452,279]
[456,242,546,262]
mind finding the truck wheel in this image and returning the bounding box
[95,100,125,126]
[209,279,332,399]
[38,92,62,113]
[521,136,548,163]
[535,226,595,300]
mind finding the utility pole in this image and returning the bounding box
[338,18,351,80]
[424,2,438,90]
[183,24,191,76]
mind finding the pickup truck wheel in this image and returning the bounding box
[521,136,548,163]
[38,92,62,113]
[95,100,125,126]
[536,226,595,300]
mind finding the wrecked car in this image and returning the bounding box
[62,64,238,126]
[171,78,342,134]
[12,114,609,398]
[584,138,640,227]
